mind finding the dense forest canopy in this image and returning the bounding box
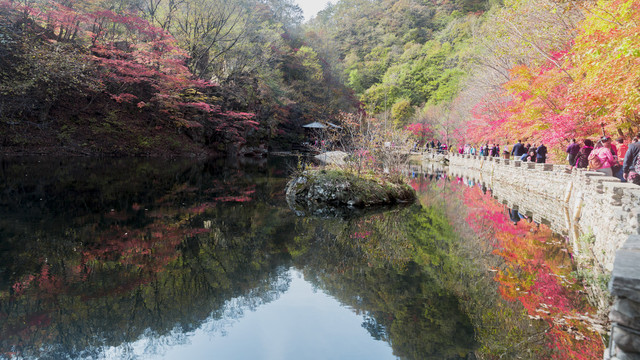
[1,0,639,155]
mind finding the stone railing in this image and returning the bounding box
[440,153,640,360]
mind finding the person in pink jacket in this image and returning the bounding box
[591,136,616,176]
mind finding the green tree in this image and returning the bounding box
[391,98,414,127]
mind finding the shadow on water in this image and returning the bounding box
[1,157,483,360]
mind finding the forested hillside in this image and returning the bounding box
[305,0,640,152]
[0,0,354,155]
[1,0,639,155]
[305,0,489,128]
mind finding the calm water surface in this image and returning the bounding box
[0,157,603,359]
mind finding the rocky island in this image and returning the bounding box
[285,169,416,217]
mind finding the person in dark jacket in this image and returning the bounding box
[511,140,526,157]
[566,139,580,166]
[574,139,594,169]
[536,143,548,163]
[623,133,640,185]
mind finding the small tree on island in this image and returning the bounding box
[325,111,413,179]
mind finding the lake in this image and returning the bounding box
[0,156,604,359]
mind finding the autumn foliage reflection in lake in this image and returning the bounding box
[0,158,604,359]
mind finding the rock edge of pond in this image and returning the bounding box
[285,169,417,217]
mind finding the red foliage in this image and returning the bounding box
[405,122,434,142]
[464,1,640,152]
[1,0,259,145]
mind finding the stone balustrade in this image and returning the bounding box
[440,152,640,360]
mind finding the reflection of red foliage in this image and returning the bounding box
[464,186,602,359]
[526,270,572,312]
[408,178,431,193]
[350,231,371,239]
[188,202,217,215]
[12,275,36,295]
[1,212,213,351]
[82,223,206,269]
[1,167,268,354]
[213,196,252,202]
[419,177,603,359]
[11,264,63,297]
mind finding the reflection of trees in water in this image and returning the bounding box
[0,157,297,359]
[105,266,292,359]
[361,314,387,341]
[1,157,480,360]
[1,221,294,359]
[289,205,477,360]
[0,157,591,360]
[412,174,604,359]
[411,175,556,358]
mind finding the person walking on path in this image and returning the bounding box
[591,137,616,176]
[536,143,547,163]
[566,139,580,166]
[511,140,526,158]
[623,133,640,185]
[574,139,594,169]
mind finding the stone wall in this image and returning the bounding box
[443,153,640,360]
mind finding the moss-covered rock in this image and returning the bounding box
[286,169,416,216]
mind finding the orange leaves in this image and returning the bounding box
[567,0,640,129]
[505,64,535,94]
[467,0,640,147]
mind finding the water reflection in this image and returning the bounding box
[0,158,602,359]
[408,170,605,359]
[103,268,397,360]
[0,157,294,359]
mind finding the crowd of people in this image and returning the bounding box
[423,140,450,154]
[451,141,550,162]
[563,134,640,185]
[420,132,640,185]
